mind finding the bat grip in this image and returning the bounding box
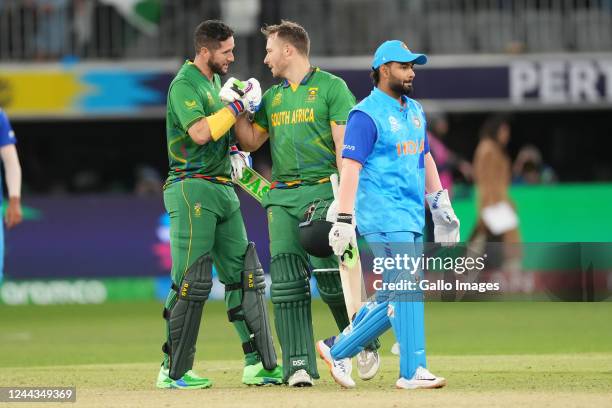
[231,85,245,97]
[330,173,339,199]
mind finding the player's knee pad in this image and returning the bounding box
[225,242,278,370]
[269,253,311,303]
[313,268,350,330]
[313,268,344,305]
[270,254,318,378]
[162,253,213,380]
[331,301,391,360]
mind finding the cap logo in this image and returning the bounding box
[401,42,410,51]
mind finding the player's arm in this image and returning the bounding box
[331,123,346,173]
[338,158,361,213]
[169,80,246,146]
[232,84,272,151]
[424,152,443,193]
[328,110,375,256]
[187,104,243,145]
[0,112,22,228]
[423,132,460,244]
[327,78,356,173]
[337,111,376,214]
[234,115,269,152]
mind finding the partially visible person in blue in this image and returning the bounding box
[316,41,460,389]
[0,109,23,284]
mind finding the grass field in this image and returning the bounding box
[1,301,611,407]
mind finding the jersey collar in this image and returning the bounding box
[372,87,410,111]
[185,59,216,84]
[281,66,320,88]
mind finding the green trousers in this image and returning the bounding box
[263,182,350,380]
[162,178,259,369]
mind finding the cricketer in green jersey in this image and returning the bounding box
[230,20,380,386]
[158,20,282,389]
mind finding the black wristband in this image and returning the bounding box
[337,213,353,224]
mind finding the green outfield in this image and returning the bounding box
[1,301,611,407]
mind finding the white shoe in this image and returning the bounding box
[396,366,447,389]
[357,349,380,380]
[316,338,355,388]
[287,369,314,387]
[391,342,400,355]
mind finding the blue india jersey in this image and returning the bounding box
[342,87,429,235]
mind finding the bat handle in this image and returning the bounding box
[330,173,339,199]
[231,85,245,97]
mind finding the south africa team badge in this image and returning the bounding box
[306,87,318,102]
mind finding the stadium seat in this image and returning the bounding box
[573,9,612,51]
[524,9,566,52]
[427,11,472,54]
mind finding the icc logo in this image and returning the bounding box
[388,116,401,132]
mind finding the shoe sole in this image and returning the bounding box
[316,341,355,389]
[396,378,447,390]
[242,378,283,386]
[168,383,213,390]
[289,381,313,387]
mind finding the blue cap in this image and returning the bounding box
[372,40,427,69]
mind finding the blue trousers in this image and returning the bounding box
[330,231,427,379]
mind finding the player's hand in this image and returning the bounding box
[329,213,356,256]
[240,78,262,114]
[426,189,460,246]
[230,145,251,182]
[5,196,23,229]
[219,77,242,103]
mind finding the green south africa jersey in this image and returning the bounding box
[165,61,233,185]
[254,68,356,183]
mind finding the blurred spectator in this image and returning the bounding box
[74,0,94,57]
[471,115,519,242]
[470,115,522,289]
[426,110,472,197]
[424,110,472,242]
[31,0,69,60]
[512,144,557,184]
[134,165,162,196]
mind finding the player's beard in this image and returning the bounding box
[208,58,228,76]
[389,77,413,96]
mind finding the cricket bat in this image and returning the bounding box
[235,166,270,204]
[236,168,364,318]
[330,173,365,319]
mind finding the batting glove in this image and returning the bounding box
[425,189,460,246]
[329,213,357,256]
[240,78,262,114]
[229,145,251,182]
[219,77,242,103]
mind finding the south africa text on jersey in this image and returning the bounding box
[270,108,315,127]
